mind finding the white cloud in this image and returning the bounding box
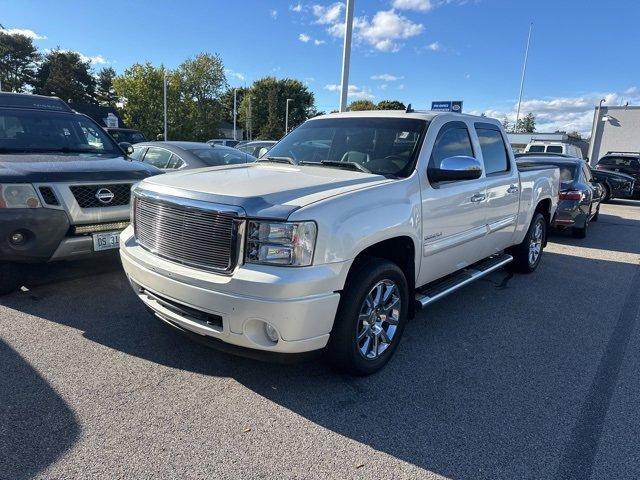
[314,39,326,45]
[326,9,424,52]
[290,3,303,12]
[324,83,374,100]
[225,69,246,82]
[371,73,404,81]
[392,0,433,12]
[299,33,311,42]
[397,84,405,90]
[312,2,344,24]
[1,28,46,40]
[44,49,109,65]
[380,84,388,90]
[425,41,441,51]
[270,9,278,19]
[473,88,640,136]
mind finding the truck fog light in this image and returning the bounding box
[264,323,279,342]
[9,231,26,245]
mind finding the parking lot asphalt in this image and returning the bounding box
[1,200,639,480]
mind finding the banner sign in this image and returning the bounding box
[431,101,463,113]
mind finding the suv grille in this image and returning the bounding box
[39,186,59,205]
[134,194,240,272]
[70,184,132,208]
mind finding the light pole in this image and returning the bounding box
[515,23,533,132]
[285,98,293,134]
[163,71,168,141]
[233,89,237,140]
[339,0,355,112]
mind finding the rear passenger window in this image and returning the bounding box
[144,147,172,169]
[166,154,184,169]
[130,146,145,161]
[476,127,509,175]
[546,145,563,154]
[429,123,474,170]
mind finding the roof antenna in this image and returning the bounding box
[405,103,414,113]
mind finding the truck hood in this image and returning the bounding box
[0,153,161,183]
[140,162,393,218]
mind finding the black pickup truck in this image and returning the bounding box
[0,93,161,294]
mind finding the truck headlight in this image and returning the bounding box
[0,184,41,208]
[245,221,317,266]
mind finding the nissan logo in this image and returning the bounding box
[95,188,115,204]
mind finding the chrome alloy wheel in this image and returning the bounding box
[356,279,402,360]
[529,220,544,266]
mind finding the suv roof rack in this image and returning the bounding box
[605,151,640,156]
[0,92,72,112]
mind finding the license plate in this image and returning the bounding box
[93,231,120,251]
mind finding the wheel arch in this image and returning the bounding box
[345,236,417,318]
[534,198,552,246]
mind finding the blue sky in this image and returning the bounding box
[2,0,639,134]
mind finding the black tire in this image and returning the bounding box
[601,184,611,203]
[592,206,600,222]
[327,258,409,375]
[509,212,546,273]
[0,263,20,295]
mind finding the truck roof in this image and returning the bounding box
[0,92,73,112]
[310,109,499,125]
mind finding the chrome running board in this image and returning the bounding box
[415,253,513,310]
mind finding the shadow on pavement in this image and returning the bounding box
[2,202,639,479]
[0,339,81,480]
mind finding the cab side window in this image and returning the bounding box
[475,124,510,175]
[144,147,172,169]
[429,122,474,171]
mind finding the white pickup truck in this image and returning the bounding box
[120,110,559,374]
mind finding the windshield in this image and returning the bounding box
[190,148,253,166]
[266,117,428,177]
[0,108,119,155]
[109,130,146,144]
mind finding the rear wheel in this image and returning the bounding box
[327,258,409,375]
[509,213,546,273]
[571,218,588,238]
[601,184,611,203]
[592,206,600,222]
[0,263,20,295]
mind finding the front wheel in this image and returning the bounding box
[327,258,409,375]
[509,213,547,273]
[601,184,611,203]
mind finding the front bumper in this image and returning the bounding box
[0,208,127,263]
[120,226,349,354]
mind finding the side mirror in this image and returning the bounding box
[119,142,134,155]
[257,147,269,158]
[428,155,482,183]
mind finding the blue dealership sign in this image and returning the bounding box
[431,100,463,113]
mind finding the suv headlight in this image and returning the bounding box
[245,221,317,266]
[0,184,41,208]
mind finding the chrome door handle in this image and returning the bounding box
[471,193,486,203]
[507,185,519,194]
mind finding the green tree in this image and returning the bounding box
[113,63,170,139]
[239,77,315,139]
[0,31,40,92]
[501,116,512,132]
[347,99,377,111]
[176,52,227,141]
[96,67,117,106]
[376,100,405,110]
[516,112,536,133]
[219,87,249,125]
[33,49,97,104]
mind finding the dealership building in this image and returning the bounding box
[588,105,640,165]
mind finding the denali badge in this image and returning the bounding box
[95,188,115,204]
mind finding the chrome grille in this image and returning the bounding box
[134,193,241,272]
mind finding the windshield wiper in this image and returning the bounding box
[318,160,371,173]
[258,156,296,165]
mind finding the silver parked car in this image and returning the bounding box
[130,141,255,171]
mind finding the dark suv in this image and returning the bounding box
[0,93,161,294]
[595,152,640,198]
